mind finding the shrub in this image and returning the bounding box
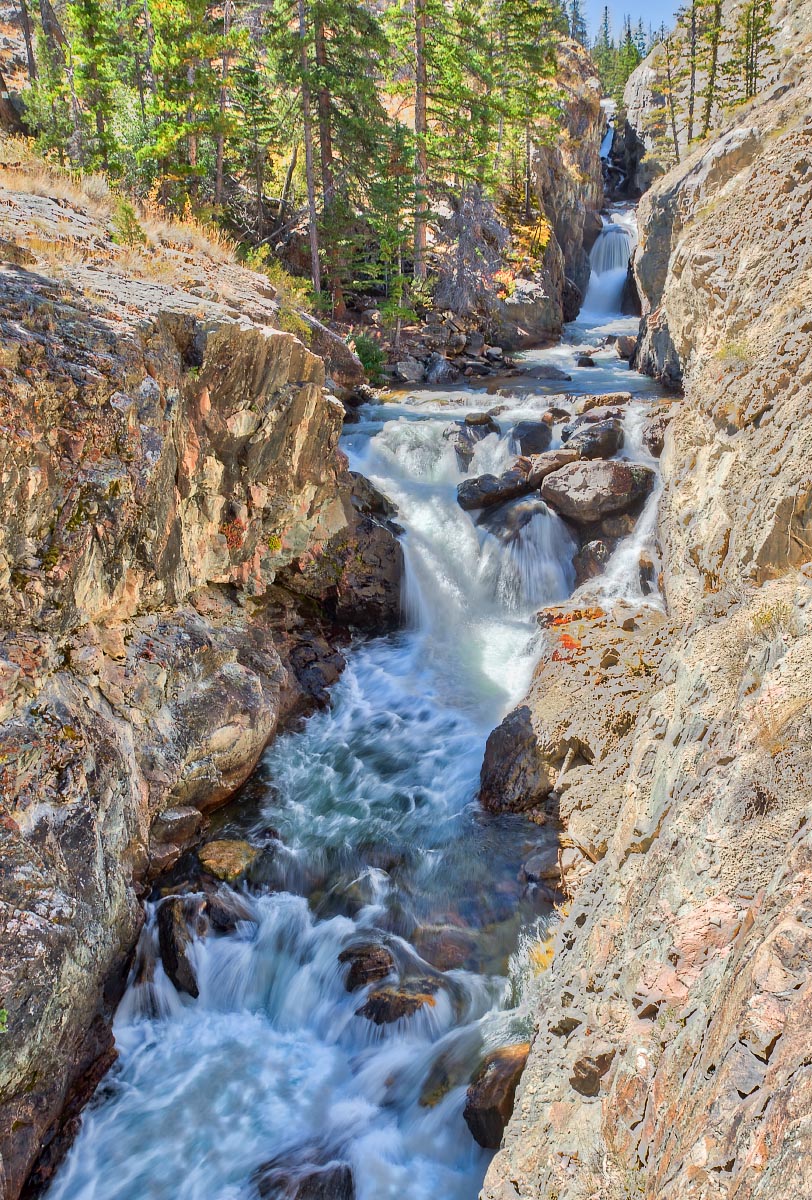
[352,333,385,382]
[242,246,313,342]
[111,197,147,248]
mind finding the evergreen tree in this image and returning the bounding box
[66,0,120,170]
[726,0,774,100]
[568,0,588,46]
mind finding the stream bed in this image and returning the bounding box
[45,210,662,1200]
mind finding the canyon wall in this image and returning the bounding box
[483,9,812,1198]
[0,163,401,1198]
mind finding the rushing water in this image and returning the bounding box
[46,212,661,1200]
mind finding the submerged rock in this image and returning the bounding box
[198,839,260,882]
[523,363,573,382]
[541,461,656,523]
[464,1043,531,1149]
[355,978,441,1024]
[338,943,396,992]
[156,896,208,998]
[257,1162,355,1200]
[573,538,616,585]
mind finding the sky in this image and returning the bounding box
[582,0,679,41]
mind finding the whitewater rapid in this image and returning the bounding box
[45,209,661,1200]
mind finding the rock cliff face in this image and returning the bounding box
[492,37,603,349]
[0,162,402,1198]
[482,13,812,1199]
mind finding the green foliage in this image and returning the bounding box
[0,1008,7,1034]
[111,196,147,246]
[351,333,386,382]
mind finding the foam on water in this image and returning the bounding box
[46,203,662,1200]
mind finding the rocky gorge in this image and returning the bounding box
[0,4,811,1198]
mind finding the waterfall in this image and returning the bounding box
[582,219,637,316]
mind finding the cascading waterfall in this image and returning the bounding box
[582,216,637,316]
[46,203,664,1200]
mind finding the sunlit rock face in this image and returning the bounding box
[484,13,812,1200]
[0,186,401,1199]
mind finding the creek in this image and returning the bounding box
[45,207,660,1200]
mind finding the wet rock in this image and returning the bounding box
[480,704,558,813]
[569,1039,616,1096]
[444,415,498,470]
[524,363,573,382]
[615,334,637,361]
[562,406,626,439]
[520,845,561,885]
[257,1162,355,1200]
[426,353,459,385]
[330,517,405,633]
[574,538,617,584]
[356,978,441,1024]
[485,345,504,362]
[349,472,397,518]
[574,390,633,415]
[566,418,624,460]
[338,943,396,992]
[394,357,425,384]
[512,420,553,456]
[457,467,534,512]
[156,896,208,997]
[478,497,551,543]
[576,355,596,367]
[563,277,583,322]
[343,382,378,408]
[413,925,476,970]
[466,411,502,431]
[526,447,581,488]
[639,550,656,594]
[463,1043,531,1148]
[573,539,616,585]
[198,839,260,882]
[641,410,671,457]
[202,884,255,932]
[541,461,656,524]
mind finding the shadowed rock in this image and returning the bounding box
[464,1043,531,1148]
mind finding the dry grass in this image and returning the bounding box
[0,135,236,274]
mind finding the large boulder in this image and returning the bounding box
[463,1043,531,1149]
[566,418,624,460]
[541,461,656,524]
[526,447,581,488]
[457,466,534,511]
[512,419,553,456]
[479,705,560,813]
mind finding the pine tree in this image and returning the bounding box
[66,0,120,170]
[568,0,588,46]
[699,0,723,136]
[726,0,774,100]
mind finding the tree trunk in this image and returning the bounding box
[17,0,36,80]
[297,0,321,294]
[281,142,298,211]
[215,0,232,207]
[524,123,532,221]
[413,0,428,281]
